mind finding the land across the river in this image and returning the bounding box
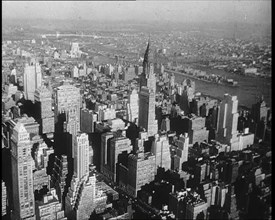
[166,67,271,109]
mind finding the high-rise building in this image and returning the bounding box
[171,133,189,171]
[140,40,156,93]
[34,85,54,136]
[160,117,170,132]
[51,155,69,210]
[72,66,79,78]
[127,89,139,123]
[23,63,42,101]
[33,140,53,191]
[238,128,254,151]
[127,151,156,197]
[73,133,90,180]
[13,116,40,140]
[35,188,67,220]
[138,87,158,137]
[185,195,208,220]
[188,115,209,145]
[54,84,81,136]
[216,94,239,151]
[2,181,7,217]
[70,43,81,58]
[80,109,95,133]
[10,122,35,219]
[65,133,95,218]
[122,66,136,82]
[151,134,171,171]
[101,133,132,183]
[65,174,96,219]
[251,97,270,140]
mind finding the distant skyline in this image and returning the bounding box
[2,1,271,25]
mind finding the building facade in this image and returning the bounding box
[23,63,42,101]
[10,122,36,219]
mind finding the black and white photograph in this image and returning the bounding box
[2,1,271,219]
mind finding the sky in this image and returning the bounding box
[2,1,271,24]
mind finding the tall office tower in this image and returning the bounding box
[4,84,18,98]
[195,162,207,184]
[188,115,209,145]
[101,132,132,183]
[80,109,96,133]
[72,66,79,78]
[65,133,95,219]
[12,116,40,140]
[191,96,218,117]
[216,94,239,151]
[10,68,17,85]
[51,155,69,210]
[172,133,189,171]
[210,181,229,208]
[23,63,42,101]
[127,89,139,123]
[65,173,96,219]
[140,40,156,93]
[151,134,171,171]
[33,140,54,191]
[73,133,90,180]
[138,87,158,137]
[168,190,188,220]
[185,191,208,220]
[34,85,54,136]
[54,84,81,136]
[72,175,96,220]
[160,117,170,132]
[35,188,67,220]
[10,122,35,220]
[2,181,7,216]
[251,97,270,140]
[127,151,156,197]
[70,43,80,58]
[224,186,239,219]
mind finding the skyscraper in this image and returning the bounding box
[70,43,80,58]
[23,63,42,101]
[51,155,69,210]
[151,134,171,171]
[65,133,95,219]
[140,40,157,93]
[216,94,239,151]
[138,87,158,137]
[176,133,189,169]
[127,151,156,197]
[73,133,90,180]
[2,181,7,217]
[101,132,132,183]
[34,85,54,136]
[54,84,81,136]
[127,89,139,123]
[10,122,35,220]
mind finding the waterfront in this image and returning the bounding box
[172,67,271,108]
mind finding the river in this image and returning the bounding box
[169,67,271,109]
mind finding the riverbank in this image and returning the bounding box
[169,67,271,109]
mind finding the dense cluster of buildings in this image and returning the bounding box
[2,34,272,220]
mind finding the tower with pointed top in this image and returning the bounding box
[10,122,36,219]
[140,40,156,93]
[138,40,158,137]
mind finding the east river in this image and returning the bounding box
[170,68,271,109]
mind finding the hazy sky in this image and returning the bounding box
[3,1,271,24]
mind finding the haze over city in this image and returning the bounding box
[3,1,271,24]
